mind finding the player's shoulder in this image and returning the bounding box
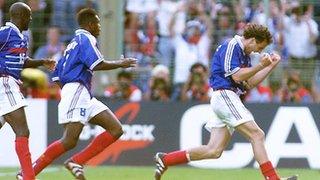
[217,39,241,53]
[0,25,11,36]
[75,30,96,45]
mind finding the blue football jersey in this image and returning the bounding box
[0,22,29,80]
[209,35,251,94]
[52,29,103,92]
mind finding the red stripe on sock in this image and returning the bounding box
[163,150,189,166]
[260,161,280,180]
[15,137,35,180]
[72,131,117,165]
[33,140,66,175]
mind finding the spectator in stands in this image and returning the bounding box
[34,26,64,60]
[213,5,234,45]
[232,0,255,23]
[252,1,288,87]
[125,0,158,57]
[125,0,158,93]
[181,63,211,102]
[245,84,273,103]
[104,70,142,102]
[0,0,4,26]
[27,0,52,53]
[144,64,171,101]
[252,1,283,53]
[156,0,182,68]
[280,2,319,90]
[33,26,64,99]
[170,20,211,100]
[279,70,313,103]
[270,81,282,103]
[51,0,96,42]
[168,0,212,61]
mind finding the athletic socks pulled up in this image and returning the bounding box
[71,131,117,165]
[260,161,280,180]
[15,137,35,180]
[163,150,190,166]
[33,140,66,175]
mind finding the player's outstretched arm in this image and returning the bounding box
[93,56,137,71]
[23,58,56,71]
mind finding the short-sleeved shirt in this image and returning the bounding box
[0,22,29,80]
[209,35,251,95]
[52,29,103,93]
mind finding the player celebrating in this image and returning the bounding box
[154,24,297,180]
[0,2,55,180]
[17,8,137,180]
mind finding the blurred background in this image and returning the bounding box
[1,0,319,104]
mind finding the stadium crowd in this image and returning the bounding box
[0,0,319,103]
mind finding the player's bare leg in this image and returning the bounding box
[154,127,231,180]
[65,109,123,164]
[236,121,297,180]
[64,109,123,179]
[60,122,85,151]
[88,109,123,140]
[27,122,83,179]
[60,122,85,180]
[188,127,231,160]
[5,107,35,180]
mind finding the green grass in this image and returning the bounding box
[0,166,318,180]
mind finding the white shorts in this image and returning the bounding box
[0,76,27,116]
[205,89,254,133]
[58,82,109,125]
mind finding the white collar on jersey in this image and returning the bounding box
[5,22,24,39]
[75,29,92,36]
[234,35,245,55]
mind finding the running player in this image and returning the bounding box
[0,2,55,180]
[154,23,297,180]
[20,8,137,180]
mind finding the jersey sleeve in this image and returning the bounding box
[222,44,242,77]
[79,35,104,70]
[51,65,60,82]
[0,27,10,50]
[51,58,63,82]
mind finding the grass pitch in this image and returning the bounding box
[0,166,318,180]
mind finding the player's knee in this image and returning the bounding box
[249,129,265,143]
[210,149,223,159]
[110,127,123,139]
[61,137,78,150]
[15,127,30,138]
[206,145,223,159]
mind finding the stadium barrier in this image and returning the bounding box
[0,99,48,167]
[1,99,319,169]
[47,99,320,169]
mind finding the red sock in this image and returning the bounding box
[71,131,117,165]
[163,150,189,166]
[260,161,280,180]
[33,140,66,175]
[15,137,35,180]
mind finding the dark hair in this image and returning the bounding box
[243,23,273,44]
[190,63,207,73]
[117,70,132,80]
[77,8,98,26]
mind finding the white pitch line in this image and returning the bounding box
[0,167,60,176]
